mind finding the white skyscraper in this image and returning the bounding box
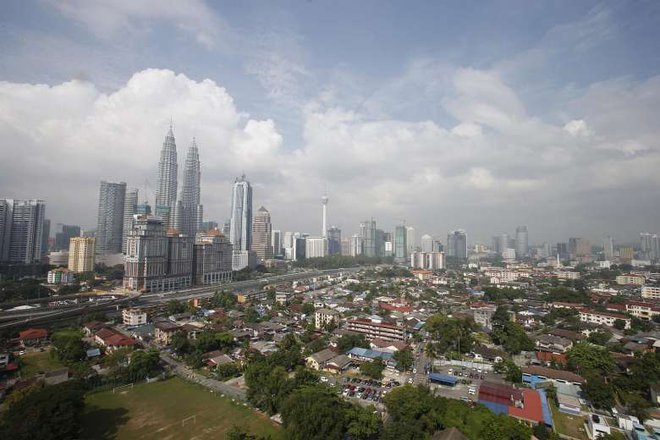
[229,174,253,252]
[421,234,433,253]
[155,124,178,226]
[406,226,416,254]
[321,193,328,237]
[178,138,202,237]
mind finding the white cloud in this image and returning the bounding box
[47,0,227,48]
[1,67,659,242]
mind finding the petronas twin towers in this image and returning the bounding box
[155,123,202,237]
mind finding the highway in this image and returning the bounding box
[0,267,359,329]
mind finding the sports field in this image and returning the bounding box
[80,377,283,440]
[20,350,64,377]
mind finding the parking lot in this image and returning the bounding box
[427,364,506,403]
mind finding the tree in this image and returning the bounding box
[587,329,612,346]
[280,386,347,440]
[582,373,615,409]
[337,334,369,352]
[51,329,86,364]
[613,319,626,330]
[425,314,476,356]
[170,331,192,355]
[0,381,85,440]
[360,360,385,379]
[167,299,185,315]
[128,350,160,380]
[302,302,315,315]
[479,415,532,440]
[393,349,414,372]
[494,359,522,383]
[567,342,615,375]
[344,403,380,440]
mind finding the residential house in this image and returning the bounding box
[18,328,48,347]
[535,334,573,353]
[154,320,181,346]
[122,308,147,326]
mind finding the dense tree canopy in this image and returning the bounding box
[337,333,369,352]
[0,381,85,440]
[425,314,477,356]
[360,360,385,379]
[566,342,616,375]
[393,349,414,372]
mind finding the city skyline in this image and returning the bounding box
[1,2,660,243]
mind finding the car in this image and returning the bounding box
[407,377,414,384]
[320,376,328,383]
[348,390,355,397]
[448,368,453,375]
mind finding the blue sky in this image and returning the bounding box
[1,1,659,245]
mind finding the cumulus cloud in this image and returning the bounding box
[1,67,660,242]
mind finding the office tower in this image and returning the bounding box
[406,226,416,255]
[515,226,528,259]
[272,229,282,257]
[54,224,81,251]
[0,200,12,261]
[41,218,50,257]
[222,221,231,237]
[568,237,592,262]
[421,234,433,253]
[652,234,660,262]
[603,236,614,260]
[179,138,203,237]
[640,233,653,260]
[341,238,351,256]
[155,125,178,227]
[446,229,467,260]
[252,207,273,261]
[124,215,193,292]
[498,234,510,256]
[193,229,233,284]
[0,199,46,263]
[556,242,569,260]
[491,236,500,254]
[229,174,253,252]
[410,251,445,270]
[122,188,138,253]
[350,234,363,257]
[306,237,328,258]
[136,203,152,215]
[68,237,96,273]
[394,225,407,262]
[321,193,328,237]
[293,237,306,261]
[360,220,376,257]
[375,229,385,257]
[96,181,126,254]
[327,226,341,255]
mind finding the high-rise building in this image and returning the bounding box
[410,251,445,270]
[41,218,50,257]
[375,229,386,257]
[321,193,328,237]
[350,234,363,257]
[193,229,232,284]
[222,220,231,237]
[603,236,614,260]
[123,215,193,292]
[155,125,178,227]
[178,138,203,237]
[96,181,126,254]
[122,188,138,253]
[272,229,282,257]
[556,242,569,260]
[568,237,591,262]
[446,229,467,260]
[327,226,341,255]
[200,221,218,232]
[406,226,416,255]
[0,199,46,263]
[515,226,528,259]
[394,225,407,263]
[0,200,13,262]
[360,220,376,257]
[421,234,433,253]
[68,237,96,273]
[251,207,273,261]
[54,224,81,251]
[229,174,253,252]
[305,237,328,258]
[136,203,152,215]
[341,237,351,256]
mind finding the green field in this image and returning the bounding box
[81,377,283,440]
[549,400,588,440]
[20,350,64,377]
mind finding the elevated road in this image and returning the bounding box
[0,267,359,329]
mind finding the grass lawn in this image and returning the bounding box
[549,399,588,440]
[20,350,64,377]
[81,377,283,440]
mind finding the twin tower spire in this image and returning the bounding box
[155,122,202,237]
